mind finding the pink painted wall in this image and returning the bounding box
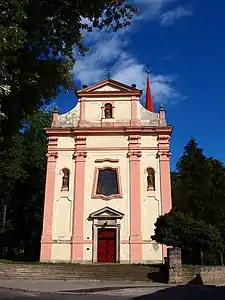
[40,137,58,262]
[128,135,142,263]
[70,136,87,262]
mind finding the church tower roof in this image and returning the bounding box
[145,70,154,112]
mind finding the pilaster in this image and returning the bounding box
[158,134,172,258]
[71,136,87,262]
[128,135,142,263]
[40,137,58,262]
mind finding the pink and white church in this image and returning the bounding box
[40,74,173,264]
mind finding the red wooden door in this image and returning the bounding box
[97,229,116,263]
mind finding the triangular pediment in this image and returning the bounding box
[89,206,124,219]
[78,79,142,95]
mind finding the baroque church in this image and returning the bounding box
[40,74,173,264]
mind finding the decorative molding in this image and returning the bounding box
[128,135,141,144]
[158,135,170,143]
[127,150,142,158]
[46,152,58,159]
[75,136,86,146]
[91,166,123,200]
[157,150,171,158]
[89,206,124,220]
[95,158,119,163]
[73,152,87,160]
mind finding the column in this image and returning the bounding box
[40,137,58,262]
[71,137,87,262]
[158,135,172,258]
[128,135,142,263]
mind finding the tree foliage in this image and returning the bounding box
[152,210,223,253]
[167,137,225,264]
[0,110,51,260]
[0,0,138,139]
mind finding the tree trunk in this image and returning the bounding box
[2,204,7,229]
[200,249,204,265]
[220,251,224,265]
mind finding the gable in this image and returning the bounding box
[77,79,142,96]
[95,85,121,92]
[89,206,124,219]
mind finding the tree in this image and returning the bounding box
[152,210,223,265]
[0,110,51,260]
[0,0,138,140]
[172,138,210,221]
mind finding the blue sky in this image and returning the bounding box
[51,0,225,170]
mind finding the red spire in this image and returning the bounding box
[145,70,154,112]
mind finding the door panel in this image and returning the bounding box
[97,229,116,263]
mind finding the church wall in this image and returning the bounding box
[84,97,132,121]
[86,135,128,148]
[58,137,74,148]
[85,102,102,121]
[83,148,130,263]
[51,150,75,261]
[140,145,163,263]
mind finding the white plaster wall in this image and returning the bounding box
[114,101,131,120]
[52,151,74,241]
[141,135,158,148]
[51,244,71,262]
[84,96,134,122]
[58,137,74,149]
[86,135,128,148]
[140,150,162,263]
[142,243,163,263]
[83,149,130,262]
[85,102,102,121]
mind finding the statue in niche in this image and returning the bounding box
[61,168,69,191]
[147,168,155,191]
[104,103,113,119]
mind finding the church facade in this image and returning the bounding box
[40,78,173,264]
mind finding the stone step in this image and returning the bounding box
[0,263,161,281]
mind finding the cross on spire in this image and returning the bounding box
[105,68,111,80]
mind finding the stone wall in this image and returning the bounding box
[168,247,225,284]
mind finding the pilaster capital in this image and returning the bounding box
[75,136,86,147]
[46,152,58,160]
[157,150,171,159]
[158,135,170,143]
[127,150,142,158]
[73,151,87,161]
[47,137,58,147]
[128,135,141,145]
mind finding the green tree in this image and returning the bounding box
[0,110,51,260]
[0,0,138,140]
[152,210,223,265]
[172,138,210,221]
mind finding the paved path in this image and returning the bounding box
[2,285,225,300]
[1,279,225,299]
[0,279,170,293]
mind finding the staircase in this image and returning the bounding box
[0,263,163,282]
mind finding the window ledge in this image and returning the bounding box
[91,194,123,201]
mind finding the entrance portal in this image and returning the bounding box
[97,228,116,263]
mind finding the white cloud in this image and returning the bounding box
[160,6,193,26]
[73,1,190,106]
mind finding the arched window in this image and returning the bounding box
[146,168,155,191]
[61,168,70,191]
[104,103,113,119]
